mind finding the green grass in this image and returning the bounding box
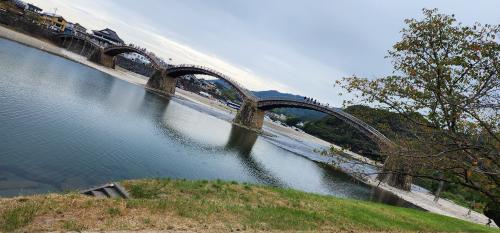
[121,179,497,232]
[0,201,39,232]
[62,219,86,231]
[106,207,122,217]
[0,178,498,232]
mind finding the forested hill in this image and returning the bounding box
[303,105,413,161]
[252,90,303,100]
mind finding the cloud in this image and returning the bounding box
[28,0,500,107]
[30,0,292,93]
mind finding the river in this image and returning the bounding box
[0,38,416,208]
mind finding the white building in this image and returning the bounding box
[122,53,151,65]
[199,91,212,99]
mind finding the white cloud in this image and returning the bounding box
[27,0,500,107]
[29,0,292,93]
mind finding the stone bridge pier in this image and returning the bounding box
[88,49,116,69]
[146,70,177,96]
[146,70,265,130]
[233,100,265,130]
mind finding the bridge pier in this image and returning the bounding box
[233,100,265,130]
[88,49,115,68]
[146,70,177,96]
[99,53,116,68]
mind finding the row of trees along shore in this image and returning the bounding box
[336,9,499,224]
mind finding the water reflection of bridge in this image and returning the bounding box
[54,33,393,148]
[137,93,404,203]
[225,124,283,186]
[136,94,282,186]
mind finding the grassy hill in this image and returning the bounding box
[0,179,497,232]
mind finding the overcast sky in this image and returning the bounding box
[29,0,500,106]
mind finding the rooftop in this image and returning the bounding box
[92,28,124,44]
[41,12,64,19]
[26,3,42,12]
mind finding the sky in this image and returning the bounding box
[29,0,500,106]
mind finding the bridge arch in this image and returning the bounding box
[103,46,162,70]
[234,98,393,147]
[55,33,101,56]
[147,64,257,101]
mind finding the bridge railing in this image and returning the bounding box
[257,96,337,109]
[103,45,164,69]
[56,34,167,70]
[56,33,102,48]
[172,64,257,100]
[332,108,392,143]
[257,97,393,145]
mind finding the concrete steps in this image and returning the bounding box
[80,182,129,199]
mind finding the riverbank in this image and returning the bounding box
[0,178,497,233]
[0,25,495,227]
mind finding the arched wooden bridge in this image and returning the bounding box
[55,33,162,69]
[103,46,162,69]
[53,33,393,147]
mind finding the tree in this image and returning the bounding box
[337,8,499,219]
[285,116,301,127]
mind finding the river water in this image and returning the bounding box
[0,38,414,207]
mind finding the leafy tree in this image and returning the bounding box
[221,88,240,102]
[284,116,301,127]
[337,8,500,219]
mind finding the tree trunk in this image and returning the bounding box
[434,174,445,202]
[378,155,413,191]
[484,202,500,226]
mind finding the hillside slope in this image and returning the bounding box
[0,179,497,232]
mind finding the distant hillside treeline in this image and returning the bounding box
[303,105,413,161]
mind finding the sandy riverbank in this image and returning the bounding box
[0,25,495,227]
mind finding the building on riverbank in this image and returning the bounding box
[63,22,87,36]
[72,23,86,35]
[2,0,40,15]
[122,52,150,65]
[91,28,124,46]
[40,12,67,32]
[25,3,42,13]
[0,0,24,15]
